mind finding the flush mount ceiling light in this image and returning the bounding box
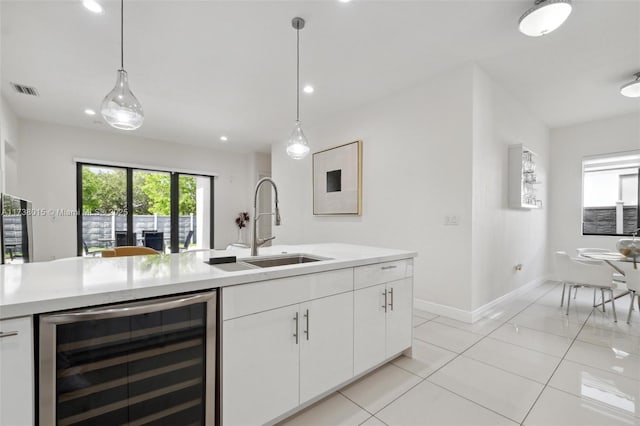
[620,72,640,98]
[83,0,103,14]
[220,136,229,142]
[286,17,311,160]
[100,0,144,130]
[518,0,572,37]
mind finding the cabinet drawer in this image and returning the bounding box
[223,268,353,320]
[1,316,34,426]
[354,258,413,289]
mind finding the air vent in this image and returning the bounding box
[10,82,39,97]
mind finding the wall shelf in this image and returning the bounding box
[509,144,542,209]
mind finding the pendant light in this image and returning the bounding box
[286,17,310,160]
[620,72,640,98]
[518,0,572,37]
[101,0,144,130]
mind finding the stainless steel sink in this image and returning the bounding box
[213,262,258,272]
[242,253,330,268]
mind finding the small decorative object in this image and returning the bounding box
[508,144,542,209]
[313,141,362,215]
[235,212,250,245]
[617,228,640,269]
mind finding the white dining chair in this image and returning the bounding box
[556,251,605,309]
[557,252,618,322]
[575,247,627,307]
[618,263,640,324]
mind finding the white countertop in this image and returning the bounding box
[0,243,416,319]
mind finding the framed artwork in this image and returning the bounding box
[313,140,362,216]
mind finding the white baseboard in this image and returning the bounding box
[414,276,549,324]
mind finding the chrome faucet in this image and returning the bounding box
[251,177,281,256]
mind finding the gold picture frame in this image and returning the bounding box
[312,140,362,216]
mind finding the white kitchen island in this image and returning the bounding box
[0,243,416,426]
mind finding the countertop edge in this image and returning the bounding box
[0,250,416,320]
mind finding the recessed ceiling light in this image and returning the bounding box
[82,0,103,14]
[338,0,352,3]
[84,108,96,116]
[620,72,640,98]
[518,0,572,37]
[220,136,228,142]
[303,85,315,94]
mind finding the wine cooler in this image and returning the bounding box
[38,291,216,425]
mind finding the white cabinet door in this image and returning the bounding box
[299,292,354,403]
[353,283,387,376]
[0,316,34,426]
[222,305,300,426]
[386,278,413,357]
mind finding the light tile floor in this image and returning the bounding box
[279,281,640,425]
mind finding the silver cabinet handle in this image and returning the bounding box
[389,287,394,311]
[382,290,388,313]
[381,265,397,270]
[41,292,216,324]
[293,312,299,344]
[0,331,18,338]
[304,309,310,341]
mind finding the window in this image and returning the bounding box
[77,162,214,256]
[582,151,639,236]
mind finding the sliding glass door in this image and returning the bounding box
[77,163,214,256]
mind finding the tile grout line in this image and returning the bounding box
[543,382,640,420]
[425,379,522,425]
[412,283,562,424]
[518,307,596,425]
[551,346,640,380]
[337,390,378,418]
[365,284,560,422]
[458,351,556,386]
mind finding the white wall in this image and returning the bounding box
[273,65,476,312]
[272,64,550,320]
[17,119,252,260]
[549,112,640,267]
[0,96,19,194]
[470,67,549,311]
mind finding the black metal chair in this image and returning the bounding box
[115,231,127,247]
[181,230,194,251]
[144,232,164,252]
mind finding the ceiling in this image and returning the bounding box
[1,0,639,154]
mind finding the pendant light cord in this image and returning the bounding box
[120,0,124,70]
[296,26,300,122]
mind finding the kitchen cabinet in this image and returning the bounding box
[222,269,355,426]
[353,283,387,375]
[354,268,413,375]
[0,316,33,426]
[299,292,353,403]
[222,304,300,426]
[385,278,413,357]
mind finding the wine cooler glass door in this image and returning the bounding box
[38,291,216,426]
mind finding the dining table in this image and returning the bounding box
[582,251,637,275]
[582,251,638,310]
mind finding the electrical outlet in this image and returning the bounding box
[444,215,459,226]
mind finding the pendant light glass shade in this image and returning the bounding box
[286,120,310,160]
[518,0,572,37]
[286,17,310,160]
[620,73,640,98]
[101,0,143,130]
[101,69,144,130]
